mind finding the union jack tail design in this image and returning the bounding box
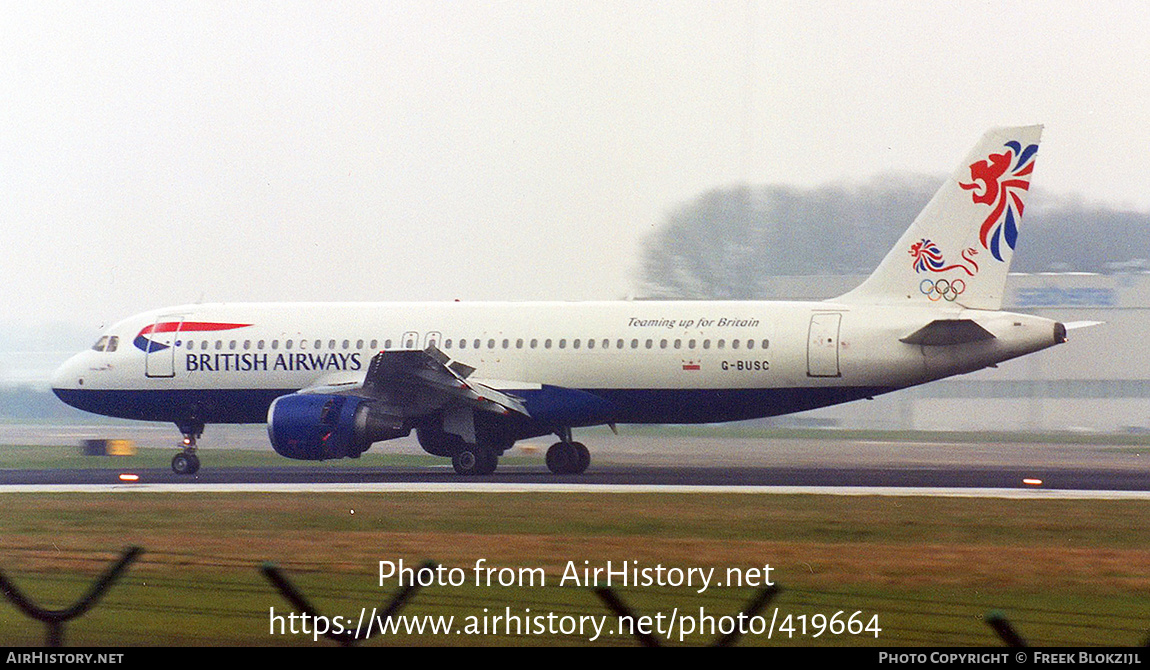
[837,125,1042,311]
[960,140,1038,261]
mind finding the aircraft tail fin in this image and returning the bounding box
[837,125,1042,310]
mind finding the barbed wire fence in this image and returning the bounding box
[1,545,1146,647]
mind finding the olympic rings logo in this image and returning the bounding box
[919,278,966,301]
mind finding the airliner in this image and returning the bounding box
[53,126,1070,476]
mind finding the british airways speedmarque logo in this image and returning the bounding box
[134,322,252,353]
[959,140,1038,262]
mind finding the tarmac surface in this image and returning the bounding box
[1,424,1147,492]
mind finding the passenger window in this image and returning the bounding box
[762,339,770,349]
[516,339,524,349]
[586,339,594,349]
[747,339,754,350]
[674,339,681,349]
[487,339,495,349]
[257,340,265,350]
[617,339,624,349]
[689,339,696,349]
[645,339,653,349]
[473,339,481,349]
[370,339,378,349]
[732,339,740,349]
[717,339,725,349]
[329,340,337,349]
[230,340,238,350]
[459,339,467,349]
[558,339,566,349]
[703,340,711,349]
[343,340,350,350]
[530,339,538,349]
[631,339,639,349]
[216,340,224,350]
[285,340,293,350]
[573,339,581,349]
[357,339,364,349]
[444,339,453,349]
[502,339,509,349]
[545,339,552,349]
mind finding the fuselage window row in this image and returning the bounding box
[175,337,769,355]
[174,337,772,353]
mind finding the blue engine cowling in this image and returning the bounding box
[267,393,408,460]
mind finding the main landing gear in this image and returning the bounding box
[171,423,203,475]
[545,429,590,475]
[451,444,499,476]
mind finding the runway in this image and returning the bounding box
[1,424,1147,496]
[3,461,1150,490]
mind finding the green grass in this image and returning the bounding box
[0,492,1147,646]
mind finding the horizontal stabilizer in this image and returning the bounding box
[1064,320,1104,330]
[899,319,996,346]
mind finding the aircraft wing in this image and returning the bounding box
[301,346,529,419]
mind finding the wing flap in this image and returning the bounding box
[360,346,529,417]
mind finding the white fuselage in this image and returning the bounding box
[51,300,1064,428]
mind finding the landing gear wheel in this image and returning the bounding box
[452,445,498,475]
[171,452,200,475]
[546,441,589,475]
[572,442,590,474]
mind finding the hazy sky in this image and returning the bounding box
[4,1,1150,339]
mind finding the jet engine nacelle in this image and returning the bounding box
[267,393,408,460]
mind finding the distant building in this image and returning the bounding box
[758,273,1149,433]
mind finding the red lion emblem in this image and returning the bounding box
[960,151,1012,206]
[957,140,1037,262]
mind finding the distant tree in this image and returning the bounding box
[637,176,1150,298]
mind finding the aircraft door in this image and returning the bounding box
[807,313,841,377]
[144,317,183,378]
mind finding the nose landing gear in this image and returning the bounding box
[171,423,203,475]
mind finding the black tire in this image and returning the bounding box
[476,448,498,475]
[171,453,193,475]
[546,441,577,474]
[452,445,497,475]
[572,442,590,474]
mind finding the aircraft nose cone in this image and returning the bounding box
[50,352,87,397]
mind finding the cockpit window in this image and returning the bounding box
[106,336,119,352]
[92,336,109,352]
